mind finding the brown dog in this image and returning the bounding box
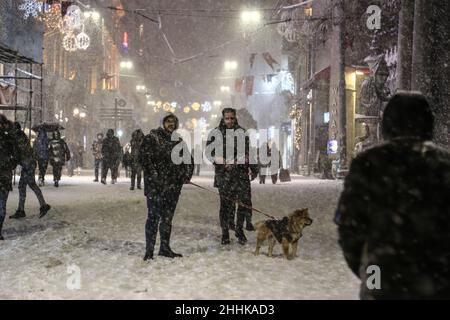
[254,208,313,260]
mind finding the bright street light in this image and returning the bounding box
[213,101,222,107]
[136,85,146,92]
[224,60,238,70]
[241,10,261,24]
[80,112,86,118]
[73,108,80,115]
[120,61,133,70]
[220,86,230,92]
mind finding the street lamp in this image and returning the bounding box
[213,100,222,107]
[220,86,230,92]
[73,108,80,116]
[136,85,146,92]
[224,61,238,71]
[80,112,86,119]
[120,61,133,70]
[241,10,261,24]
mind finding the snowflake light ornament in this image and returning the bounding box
[76,31,90,50]
[63,33,78,52]
[19,0,43,20]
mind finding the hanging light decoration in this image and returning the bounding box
[163,102,171,112]
[76,28,90,50]
[62,4,84,33]
[62,33,78,52]
[183,106,191,114]
[191,102,201,111]
[41,3,63,31]
[18,0,43,20]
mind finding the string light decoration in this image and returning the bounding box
[62,4,84,34]
[191,102,201,111]
[76,29,90,50]
[41,3,63,31]
[289,105,302,151]
[18,0,43,19]
[62,33,78,52]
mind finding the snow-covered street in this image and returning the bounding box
[0,172,359,300]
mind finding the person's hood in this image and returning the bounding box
[106,129,115,138]
[160,113,179,131]
[132,129,144,140]
[218,117,241,131]
[381,92,434,141]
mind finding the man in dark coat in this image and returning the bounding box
[101,129,121,185]
[9,122,51,219]
[48,131,70,187]
[0,115,20,240]
[129,129,144,190]
[335,92,450,300]
[206,108,259,245]
[91,133,104,182]
[33,128,49,186]
[139,113,193,261]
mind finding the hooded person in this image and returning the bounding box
[335,92,450,299]
[129,129,145,190]
[206,108,259,246]
[101,129,121,184]
[10,122,51,219]
[139,113,193,261]
[92,132,104,182]
[48,130,70,187]
[33,128,49,186]
[0,115,20,240]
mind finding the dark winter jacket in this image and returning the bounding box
[92,134,103,160]
[139,114,193,195]
[33,129,49,161]
[101,129,121,163]
[0,117,20,192]
[48,133,70,166]
[130,129,144,166]
[206,118,259,189]
[15,127,34,166]
[335,93,450,299]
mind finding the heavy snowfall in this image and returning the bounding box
[0,173,359,300]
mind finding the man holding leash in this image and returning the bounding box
[206,108,259,245]
[140,113,193,261]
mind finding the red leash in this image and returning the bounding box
[188,182,278,221]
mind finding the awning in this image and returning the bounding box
[303,66,331,89]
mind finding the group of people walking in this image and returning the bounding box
[0,115,52,240]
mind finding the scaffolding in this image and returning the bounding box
[0,44,44,138]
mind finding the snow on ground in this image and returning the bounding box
[0,171,360,299]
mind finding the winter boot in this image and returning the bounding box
[111,179,116,185]
[39,204,51,219]
[130,186,135,191]
[143,251,154,261]
[158,248,183,258]
[10,210,26,219]
[93,179,99,182]
[101,179,106,185]
[221,232,230,245]
[246,222,255,231]
[54,181,59,188]
[0,221,3,240]
[137,185,142,190]
[235,228,247,245]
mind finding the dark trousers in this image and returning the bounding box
[37,158,48,181]
[94,159,102,180]
[259,174,278,184]
[102,160,117,180]
[145,189,181,254]
[131,165,142,188]
[219,182,252,235]
[18,162,46,211]
[52,164,63,181]
[0,191,9,235]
